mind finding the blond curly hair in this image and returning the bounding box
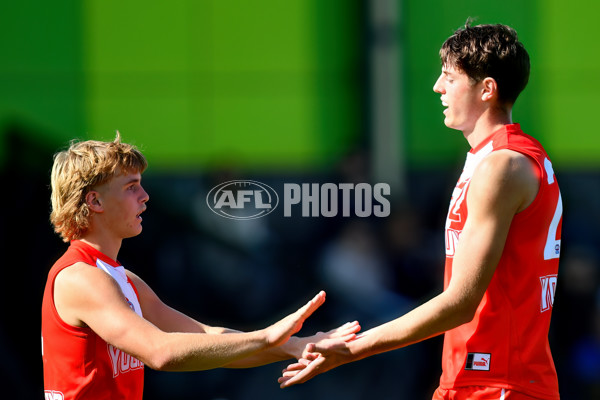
[50,132,148,242]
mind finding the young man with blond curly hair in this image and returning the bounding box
[41,133,359,399]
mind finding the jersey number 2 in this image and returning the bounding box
[543,158,562,260]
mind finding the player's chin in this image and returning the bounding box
[443,118,462,132]
[443,115,454,128]
[124,225,144,238]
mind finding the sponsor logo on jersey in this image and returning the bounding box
[107,344,144,378]
[44,390,64,400]
[540,274,558,312]
[465,352,491,371]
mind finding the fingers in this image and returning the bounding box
[279,364,307,387]
[282,362,305,373]
[339,333,357,343]
[284,357,313,372]
[339,321,360,330]
[278,374,295,386]
[264,291,330,347]
[279,361,309,385]
[333,321,361,337]
[279,356,325,388]
[302,342,316,357]
[300,349,320,361]
[294,292,326,329]
[294,291,326,322]
[307,291,326,312]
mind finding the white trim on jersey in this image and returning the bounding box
[96,259,143,317]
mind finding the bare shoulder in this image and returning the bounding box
[470,149,539,214]
[477,149,537,180]
[55,261,119,293]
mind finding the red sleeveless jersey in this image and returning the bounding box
[439,124,561,399]
[42,240,144,400]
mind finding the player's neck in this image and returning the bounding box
[463,108,512,149]
[79,231,122,262]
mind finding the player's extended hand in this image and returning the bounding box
[262,291,326,348]
[278,334,361,388]
[291,321,361,359]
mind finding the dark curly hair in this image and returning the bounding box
[439,20,530,105]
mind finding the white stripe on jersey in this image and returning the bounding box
[96,259,143,317]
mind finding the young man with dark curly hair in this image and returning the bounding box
[279,22,562,400]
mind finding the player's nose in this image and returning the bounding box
[140,186,149,203]
[433,74,444,94]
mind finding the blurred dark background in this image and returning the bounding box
[1,1,599,399]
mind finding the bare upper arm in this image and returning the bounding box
[54,262,165,362]
[469,149,539,216]
[54,262,129,328]
[447,149,540,310]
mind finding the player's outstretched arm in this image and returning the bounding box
[54,265,327,372]
[128,270,360,368]
[279,150,539,388]
[157,290,328,371]
[137,290,326,371]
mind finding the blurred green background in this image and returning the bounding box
[2,0,598,171]
[2,1,599,399]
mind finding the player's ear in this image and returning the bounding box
[481,77,498,102]
[85,190,103,213]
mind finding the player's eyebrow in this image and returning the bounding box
[123,176,141,187]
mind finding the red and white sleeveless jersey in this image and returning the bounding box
[439,124,561,399]
[42,240,144,400]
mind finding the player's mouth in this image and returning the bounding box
[136,208,146,221]
[441,99,449,114]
